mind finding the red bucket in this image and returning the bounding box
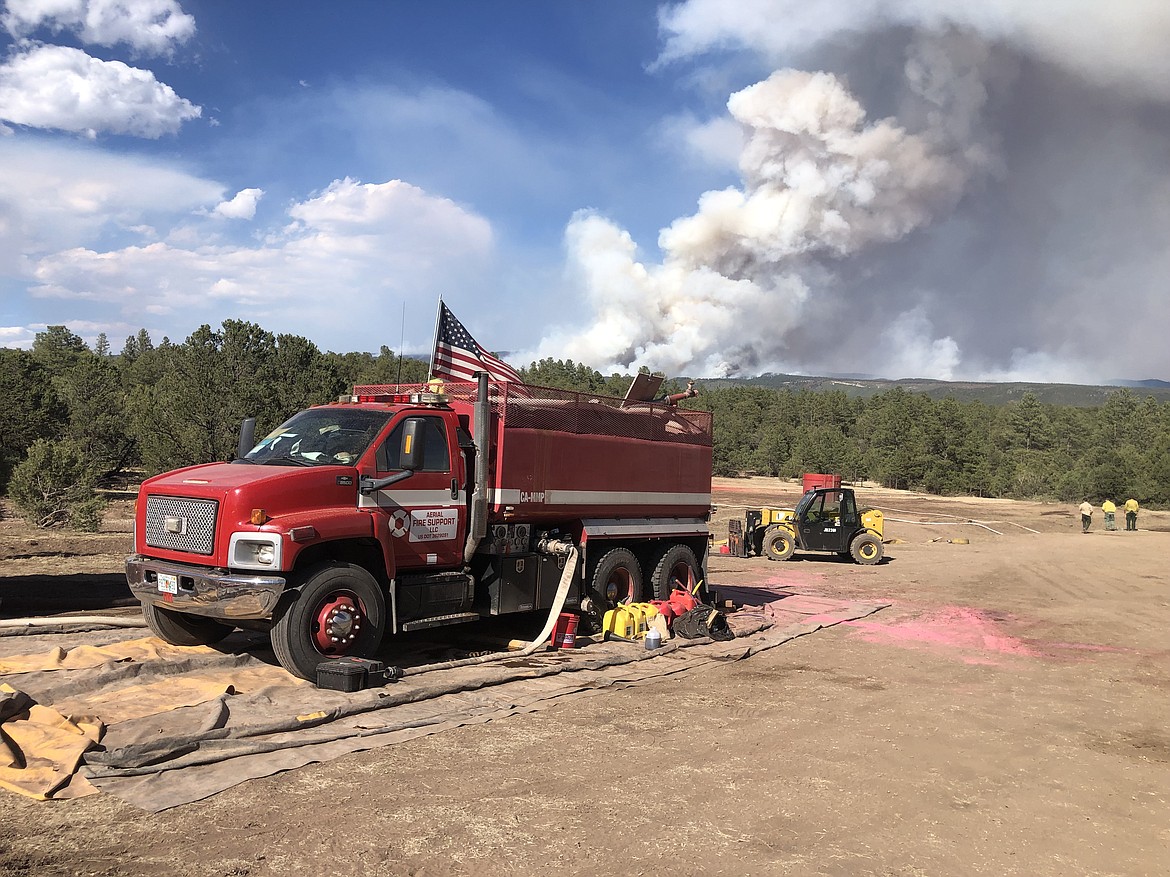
[550,612,578,649]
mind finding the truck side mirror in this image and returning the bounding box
[236,417,257,460]
[400,418,425,471]
[360,418,426,495]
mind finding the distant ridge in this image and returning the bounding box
[695,373,1170,406]
[1108,378,1170,389]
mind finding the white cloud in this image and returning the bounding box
[2,0,195,55]
[287,178,487,240]
[0,324,34,348]
[0,43,201,137]
[0,319,145,351]
[212,188,264,220]
[0,137,223,267]
[22,178,495,348]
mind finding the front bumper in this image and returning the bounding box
[126,556,288,621]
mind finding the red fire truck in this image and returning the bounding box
[126,374,712,679]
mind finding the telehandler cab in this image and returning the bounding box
[734,487,884,565]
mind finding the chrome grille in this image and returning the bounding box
[145,496,218,556]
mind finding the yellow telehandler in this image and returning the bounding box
[733,487,884,565]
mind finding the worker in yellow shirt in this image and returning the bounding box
[1102,499,1117,531]
[1124,498,1139,531]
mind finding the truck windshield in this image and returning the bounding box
[243,408,391,467]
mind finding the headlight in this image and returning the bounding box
[228,533,282,570]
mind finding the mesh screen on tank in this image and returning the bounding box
[352,382,712,446]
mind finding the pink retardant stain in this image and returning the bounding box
[845,606,1041,665]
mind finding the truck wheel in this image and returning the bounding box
[650,544,700,601]
[763,529,796,562]
[142,602,233,646]
[271,562,386,681]
[590,548,643,608]
[850,533,884,565]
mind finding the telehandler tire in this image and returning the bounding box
[849,532,884,565]
[763,528,796,562]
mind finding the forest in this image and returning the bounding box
[2,321,1167,529]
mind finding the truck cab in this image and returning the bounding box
[127,390,486,680]
[793,487,857,552]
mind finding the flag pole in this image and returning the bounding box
[394,300,406,391]
[427,294,443,380]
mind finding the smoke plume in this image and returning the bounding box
[535,1,1170,382]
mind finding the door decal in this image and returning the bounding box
[389,508,411,538]
[409,508,459,542]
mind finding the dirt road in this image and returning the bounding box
[2,482,1168,876]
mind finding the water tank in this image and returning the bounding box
[802,473,842,492]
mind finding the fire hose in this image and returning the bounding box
[0,614,147,634]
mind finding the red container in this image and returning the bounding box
[668,590,699,616]
[802,472,842,493]
[649,600,677,628]
[550,612,578,649]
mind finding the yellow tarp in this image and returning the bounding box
[0,683,102,800]
[52,664,301,724]
[0,637,217,674]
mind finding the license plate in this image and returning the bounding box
[157,573,179,595]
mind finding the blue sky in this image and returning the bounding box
[2,1,1170,383]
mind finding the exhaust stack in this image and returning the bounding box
[463,371,491,563]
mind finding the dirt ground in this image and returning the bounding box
[1,480,1168,876]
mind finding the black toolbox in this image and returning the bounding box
[315,656,398,691]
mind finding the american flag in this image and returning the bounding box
[431,301,526,384]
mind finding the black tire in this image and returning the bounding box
[751,529,766,557]
[589,548,643,608]
[850,532,883,565]
[271,562,386,681]
[649,544,700,601]
[142,602,233,647]
[763,528,796,562]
